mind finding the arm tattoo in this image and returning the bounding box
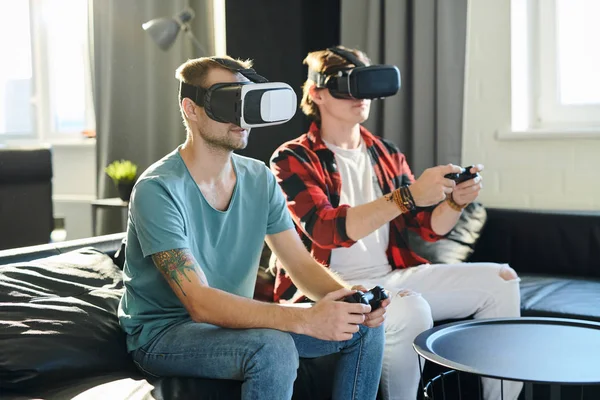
[152,249,207,297]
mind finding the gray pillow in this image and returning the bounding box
[407,202,487,264]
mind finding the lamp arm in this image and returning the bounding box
[181,24,207,55]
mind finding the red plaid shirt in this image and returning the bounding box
[270,122,444,303]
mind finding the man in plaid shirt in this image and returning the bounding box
[270,46,522,400]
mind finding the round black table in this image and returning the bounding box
[413,317,600,399]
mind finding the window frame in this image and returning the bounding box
[0,0,95,144]
[511,0,600,134]
[537,0,600,129]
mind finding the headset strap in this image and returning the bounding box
[326,47,366,68]
[179,81,205,105]
[307,47,364,87]
[212,57,268,83]
[179,57,268,103]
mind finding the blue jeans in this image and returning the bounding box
[132,319,385,400]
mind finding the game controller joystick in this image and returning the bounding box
[444,165,479,184]
[343,285,389,311]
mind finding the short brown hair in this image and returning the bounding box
[175,55,253,89]
[301,46,371,121]
[175,56,253,131]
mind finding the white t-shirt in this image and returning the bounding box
[323,139,392,281]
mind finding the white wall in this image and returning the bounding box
[463,0,600,210]
[51,141,96,239]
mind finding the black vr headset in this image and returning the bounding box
[308,47,401,100]
[179,58,297,129]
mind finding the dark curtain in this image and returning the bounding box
[226,0,340,164]
[341,0,468,175]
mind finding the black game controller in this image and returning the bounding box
[444,165,479,184]
[343,285,389,311]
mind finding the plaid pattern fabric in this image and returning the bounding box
[270,122,444,303]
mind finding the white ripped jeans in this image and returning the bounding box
[349,262,523,400]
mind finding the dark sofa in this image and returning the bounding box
[0,234,337,400]
[470,208,600,323]
[1,208,599,399]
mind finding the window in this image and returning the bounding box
[0,1,33,136]
[512,0,600,132]
[0,0,95,142]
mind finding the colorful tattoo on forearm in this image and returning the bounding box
[152,249,205,296]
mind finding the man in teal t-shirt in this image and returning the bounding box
[119,149,292,351]
[117,56,389,400]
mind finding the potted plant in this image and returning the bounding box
[105,160,138,202]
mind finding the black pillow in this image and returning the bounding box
[407,202,487,264]
[0,248,132,390]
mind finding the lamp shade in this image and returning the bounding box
[142,9,196,51]
[142,17,180,51]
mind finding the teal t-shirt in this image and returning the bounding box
[118,148,294,352]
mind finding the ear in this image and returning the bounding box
[308,84,326,105]
[182,98,200,122]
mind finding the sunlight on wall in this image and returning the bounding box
[213,0,226,56]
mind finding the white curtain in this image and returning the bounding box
[91,0,215,234]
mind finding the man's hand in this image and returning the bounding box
[452,164,484,206]
[301,288,371,341]
[351,284,389,328]
[409,164,462,207]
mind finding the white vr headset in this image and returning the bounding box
[179,58,297,129]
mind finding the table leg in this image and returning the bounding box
[91,205,96,237]
[121,207,128,233]
[550,384,561,400]
[525,382,533,400]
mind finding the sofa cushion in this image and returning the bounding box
[0,248,132,390]
[520,274,600,322]
[407,202,487,264]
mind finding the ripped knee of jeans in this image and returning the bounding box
[386,291,432,333]
[499,265,519,281]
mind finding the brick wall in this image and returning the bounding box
[462,0,600,210]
